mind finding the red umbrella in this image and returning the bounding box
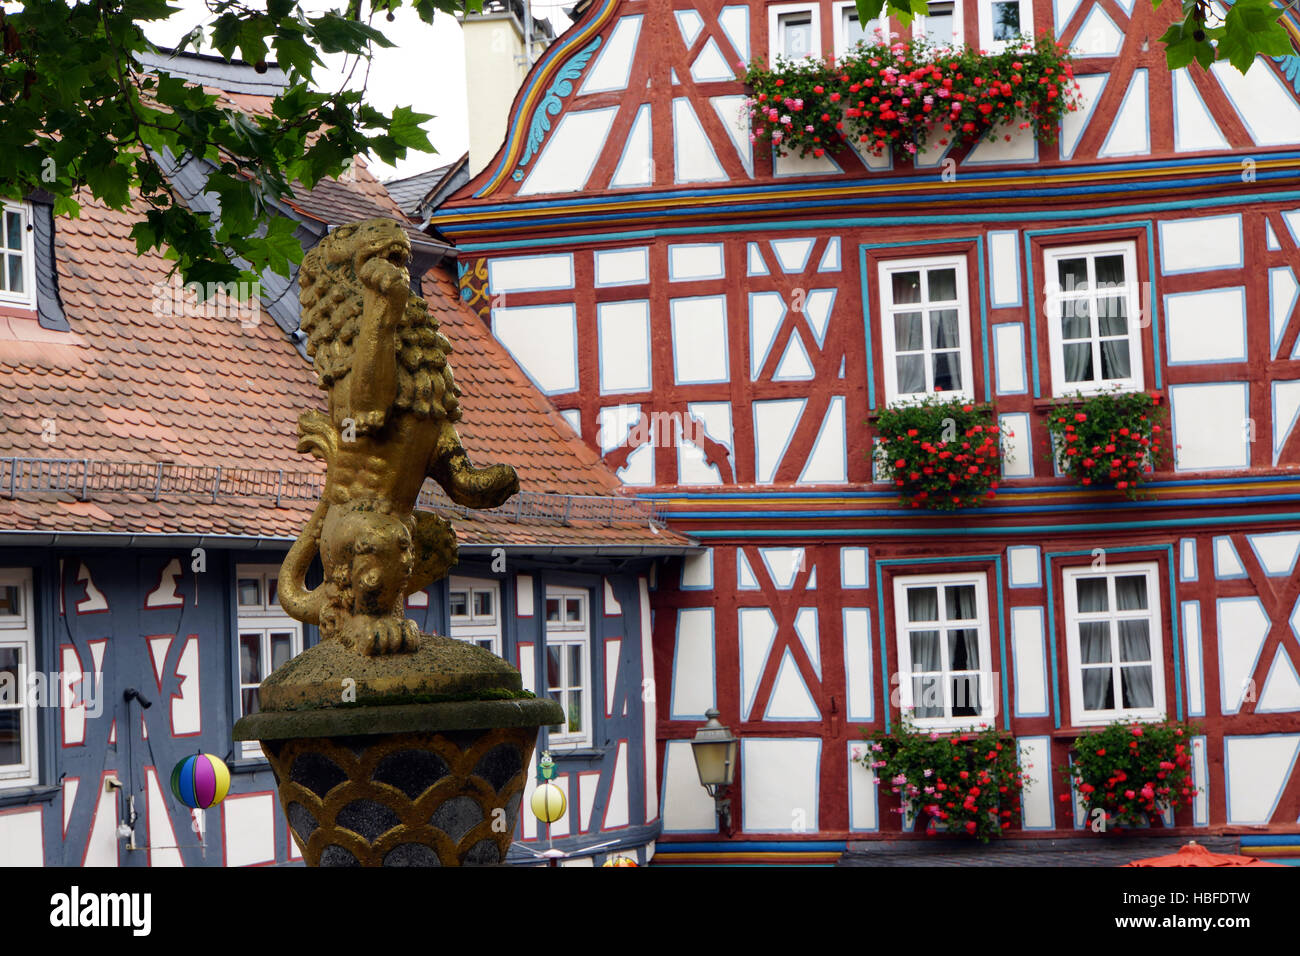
[1124,840,1287,867]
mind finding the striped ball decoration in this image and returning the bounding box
[170,754,231,810]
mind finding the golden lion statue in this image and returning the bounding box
[277,218,519,655]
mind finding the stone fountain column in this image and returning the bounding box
[234,637,560,866]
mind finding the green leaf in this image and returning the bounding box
[388,104,434,151]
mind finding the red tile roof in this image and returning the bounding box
[0,151,687,551]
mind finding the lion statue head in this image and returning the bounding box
[297,218,463,430]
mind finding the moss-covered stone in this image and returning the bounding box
[258,633,524,713]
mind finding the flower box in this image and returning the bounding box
[873,396,1007,509]
[743,33,1081,162]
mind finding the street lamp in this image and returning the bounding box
[689,709,738,835]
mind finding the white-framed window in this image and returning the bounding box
[1044,241,1143,397]
[769,3,821,61]
[893,571,996,729]
[448,576,502,656]
[978,0,1032,51]
[544,587,590,748]
[1063,562,1165,726]
[832,0,881,56]
[917,0,962,47]
[0,569,38,788]
[879,255,975,404]
[235,565,302,757]
[0,201,35,310]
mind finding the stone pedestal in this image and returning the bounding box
[234,635,562,866]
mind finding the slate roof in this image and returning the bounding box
[0,63,688,554]
[384,165,456,218]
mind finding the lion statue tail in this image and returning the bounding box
[277,410,338,626]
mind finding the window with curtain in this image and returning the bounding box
[879,255,974,404]
[770,5,821,61]
[1063,562,1165,725]
[894,571,995,728]
[544,587,591,748]
[1044,241,1143,397]
[0,201,35,309]
[235,564,303,757]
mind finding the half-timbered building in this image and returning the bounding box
[432,0,1300,858]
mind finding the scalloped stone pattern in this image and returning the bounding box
[261,727,535,866]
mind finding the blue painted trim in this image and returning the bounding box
[493,302,580,396]
[679,548,714,591]
[672,97,728,184]
[846,740,879,831]
[610,103,654,189]
[756,546,805,590]
[977,237,992,402]
[668,242,726,282]
[1163,287,1247,365]
[859,244,877,409]
[685,511,1300,538]
[670,295,730,385]
[1006,545,1042,588]
[1098,68,1150,158]
[763,646,822,721]
[992,322,1028,395]
[1268,266,1298,359]
[1244,530,1300,578]
[739,606,777,720]
[451,187,1300,247]
[995,557,1010,728]
[736,549,760,590]
[717,4,750,61]
[1011,607,1050,718]
[739,737,822,833]
[1239,834,1300,847]
[518,101,615,190]
[654,840,847,853]
[1191,734,1209,827]
[577,14,643,95]
[874,560,889,732]
[1256,646,1300,714]
[1179,537,1198,582]
[593,246,650,288]
[746,241,769,277]
[487,252,575,294]
[1271,378,1300,463]
[752,397,807,484]
[1158,214,1244,275]
[840,546,870,589]
[770,237,817,273]
[796,606,822,679]
[819,236,842,272]
[1224,733,1300,825]
[798,395,848,484]
[1167,382,1250,472]
[842,607,874,721]
[802,288,837,349]
[1212,535,1249,580]
[748,291,788,379]
[1215,595,1269,715]
[1073,4,1123,56]
[1018,735,1056,829]
[597,299,652,395]
[987,230,1023,308]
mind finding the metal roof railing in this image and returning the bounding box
[0,456,665,527]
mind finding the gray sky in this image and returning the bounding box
[142,1,569,181]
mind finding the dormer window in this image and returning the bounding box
[0,201,35,310]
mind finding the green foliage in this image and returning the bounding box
[1063,721,1199,829]
[0,0,464,288]
[874,395,1005,509]
[744,34,1080,161]
[1044,390,1167,498]
[859,718,1030,842]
